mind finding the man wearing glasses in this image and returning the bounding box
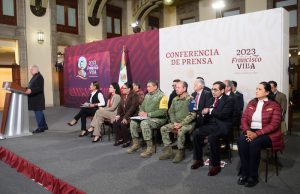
[191,81,234,176]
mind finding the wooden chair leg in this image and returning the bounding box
[153,129,157,153]
[108,125,111,141]
[265,149,269,182]
[275,152,279,176]
[228,146,232,163]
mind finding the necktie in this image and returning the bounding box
[213,98,219,107]
[195,93,200,109]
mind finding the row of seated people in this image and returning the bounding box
[67,81,144,145]
[68,79,284,187]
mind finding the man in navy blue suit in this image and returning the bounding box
[191,81,234,176]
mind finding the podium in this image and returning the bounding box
[0,81,31,139]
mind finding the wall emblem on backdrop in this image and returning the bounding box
[77,56,88,79]
[76,56,100,79]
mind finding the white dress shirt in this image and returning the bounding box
[250,99,267,129]
[89,91,105,107]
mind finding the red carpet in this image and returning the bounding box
[0,146,85,194]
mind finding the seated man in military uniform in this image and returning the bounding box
[127,80,168,158]
[159,81,196,163]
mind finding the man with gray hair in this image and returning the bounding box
[192,78,212,127]
[25,65,48,133]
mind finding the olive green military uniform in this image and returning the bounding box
[130,89,168,141]
[161,94,196,149]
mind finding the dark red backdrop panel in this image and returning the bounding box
[64,30,159,107]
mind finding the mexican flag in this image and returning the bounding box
[118,46,128,87]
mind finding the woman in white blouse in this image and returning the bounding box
[86,82,121,142]
[67,81,106,137]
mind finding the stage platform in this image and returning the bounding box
[0,107,300,194]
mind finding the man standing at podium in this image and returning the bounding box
[25,65,48,133]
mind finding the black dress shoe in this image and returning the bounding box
[92,136,102,143]
[78,130,87,137]
[208,166,221,176]
[244,177,258,187]
[67,120,77,126]
[114,140,124,146]
[191,160,204,169]
[122,142,131,148]
[237,176,248,185]
[32,128,44,134]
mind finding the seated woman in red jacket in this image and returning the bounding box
[237,81,283,187]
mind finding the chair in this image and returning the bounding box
[219,136,232,163]
[152,128,160,153]
[264,148,279,182]
[101,119,113,141]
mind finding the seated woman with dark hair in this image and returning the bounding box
[237,81,284,187]
[113,82,140,148]
[67,81,105,137]
[86,82,121,142]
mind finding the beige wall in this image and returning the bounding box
[199,0,216,21]
[163,5,176,27]
[85,0,103,42]
[0,39,17,64]
[25,0,54,106]
[0,68,12,110]
[126,0,134,35]
[245,0,267,13]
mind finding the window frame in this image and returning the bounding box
[221,8,241,17]
[274,0,298,34]
[56,0,78,34]
[0,0,17,26]
[148,15,159,30]
[106,4,122,39]
[180,17,196,25]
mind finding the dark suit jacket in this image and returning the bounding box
[229,92,242,126]
[168,90,177,108]
[192,90,213,127]
[275,91,287,117]
[206,94,234,135]
[117,91,140,121]
[204,86,211,92]
[28,72,45,111]
[235,91,244,111]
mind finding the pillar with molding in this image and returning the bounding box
[25,0,54,106]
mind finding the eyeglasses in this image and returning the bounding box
[211,88,220,92]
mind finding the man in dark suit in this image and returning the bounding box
[224,80,241,128]
[196,77,211,92]
[168,79,181,108]
[191,78,212,127]
[191,81,234,176]
[232,80,244,112]
[269,80,288,134]
[25,65,48,133]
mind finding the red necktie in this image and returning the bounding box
[213,98,219,107]
[195,93,199,108]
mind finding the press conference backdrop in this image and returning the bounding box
[160,8,289,108]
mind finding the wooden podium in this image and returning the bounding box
[0,81,31,139]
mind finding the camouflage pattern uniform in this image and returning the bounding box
[130,89,168,140]
[161,94,196,149]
